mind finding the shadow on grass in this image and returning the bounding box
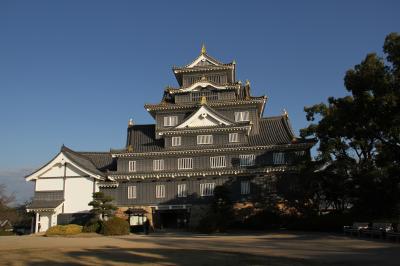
[26,247,318,266]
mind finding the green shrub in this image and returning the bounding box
[0,230,14,236]
[101,217,129,236]
[45,224,82,236]
[83,220,103,233]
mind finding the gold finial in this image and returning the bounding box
[127,145,133,152]
[282,108,288,118]
[232,59,236,65]
[128,118,134,127]
[201,75,207,81]
[245,79,250,86]
[200,96,207,105]
[201,43,206,54]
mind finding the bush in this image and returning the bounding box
[101,217,130,236]
[83,220,103,233]
[0,230,14,236]
[45,224,82,236]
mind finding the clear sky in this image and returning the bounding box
[0,0,399,203]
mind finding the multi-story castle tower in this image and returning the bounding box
[25,46,314,232]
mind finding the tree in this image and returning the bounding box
[211,185,234,232]
[88,192,117,221]
[301,32,400,219]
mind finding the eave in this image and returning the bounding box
[108,165,296,181]
[111,142,314,158]
[157,124,251,136]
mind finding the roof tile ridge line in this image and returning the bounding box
[261,115,288,120]
[61,146,105,174]
[281,115,298,139]
[128,123,156,127]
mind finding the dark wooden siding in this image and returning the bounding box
[117,150,307,173]
[101,175,264,206]
[164,132,246,148]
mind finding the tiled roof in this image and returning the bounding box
[78,152,117,172]
[122,115,306,154]
[126,124,164,152]
[249,116,296,145]
[28,200,64,209]
[61,146,117,176]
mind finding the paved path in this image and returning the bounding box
[0,231,399,265]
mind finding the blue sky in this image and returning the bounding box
[0,0,399,203]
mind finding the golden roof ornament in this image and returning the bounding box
[201,43,206,54]
[245,79,250,86]
[200,96,207,105]
[128,118,134,127]
[127,145,134,152]
[282,108,289,118]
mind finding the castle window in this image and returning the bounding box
[197,135,213,144]
[239,154,256,166]
[127,186,137,199]
[234,111,250,122]
[156,185,165,198]
[153,159,164,171]
[241,181,250,195]
[210,156,226,168]
[177,184,187,197]
[200,183,215,196]
[229,133,239,143]
[273,152,285,164]
[172,136,181,147]
[164,116,178,127]
[178,158,193,170]
[128,161,136,172]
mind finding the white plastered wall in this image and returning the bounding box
[63,175,95,213]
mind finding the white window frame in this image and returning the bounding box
[229,133,239,143]
[273,152,285,165]
[178,158,193,170]
[155,185,165,198]
[127,185,137,199]
[128,161,136,172]
[177,184,187,197]
[197,135,213,145]
[234,111,250,122]
[153,159,164,171]
[239,154,256,167]
[164,116,178,127]
[200,183,215,196]
[241,181,250,195]
[171,136,182,147]
[210,156,226,169]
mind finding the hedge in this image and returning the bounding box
[45,224,82,236]
[101,217,130,236]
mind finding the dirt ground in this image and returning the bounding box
[0,231,399,266]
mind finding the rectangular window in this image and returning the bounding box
[155,185,165,198]
[229,133,239,143]
[177,184,187,197]
[127,186,137,199]
[153,159,164,171]
[234,111,250,122]
[239,154,256,166]
[241,181,250,195]
[128,161,136,172]
[178,158,193,170]
[210,156,226,168]
[197,135,213,144]
[172,136,181,147]
[273,152,285,164]
[164,116,178,127]
[200,183,215,196]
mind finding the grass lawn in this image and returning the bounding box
[0,231,399,265]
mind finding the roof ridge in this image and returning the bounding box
[61,145,105,176]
